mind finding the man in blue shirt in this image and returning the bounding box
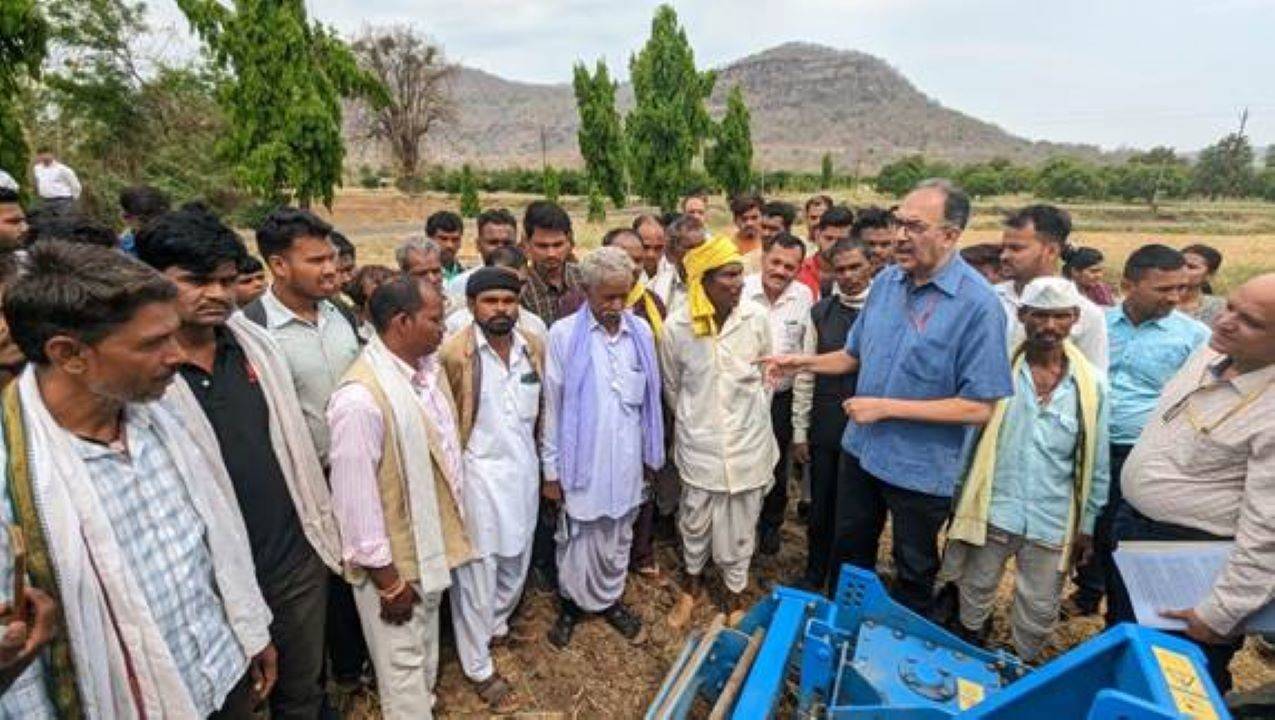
[767,179,1013,614]
[1067,244,1209,618]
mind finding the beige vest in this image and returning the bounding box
[341,357,474,584]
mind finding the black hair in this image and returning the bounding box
[818,205,855,230]
[601,228,640,247]
[682,187,709,203]
[118,186,171,223]
[851,206,895,238]
[523,200,572,238]
[238,255,264,275]
[368,274,423,333]
[763,231,807,259]
[477,207,517,234]
[1005,204,1071,248]
[1181,243,1222,274]
[4,241,177,364]
[330,230,355,261]
[916,178,971,230]
[25,210,117,248]
[1123,243,1185,281]
[805,194,834,212]
[960,243,1002,268]
[826,238,870,263]
[486,245,526,269]
[425,210,464,237]
[255,207,332,260]
[349,264,395,307]
[0,188,20,205]
[136,208,247,276]
[659,211,681,227]
[729,192,764,218]
[1062,246,1104,278]
[631,213,663,232]
[762,201,797,229]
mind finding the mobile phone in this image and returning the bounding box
[7,525,26,621]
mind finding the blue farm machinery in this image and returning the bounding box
[647,565,1229,720]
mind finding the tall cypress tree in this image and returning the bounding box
[0,0,48,196]
[459,163,480,218]
[573,60,627,208]
[177,0,385,207]
[625,5,715,211]
[705,85,753,196]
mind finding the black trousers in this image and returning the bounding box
[209,672,255,719]
[326,574,369,682]
[1106,501,1241,693]
[260,549,330,719]
[1072,443,1134,609]
[832,452,951,616]
[759,390,795,532]
[804,442,841,590]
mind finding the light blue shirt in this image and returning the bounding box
[73,406,247,716]
[987,361,1111,546]
[0,502,56,719]
[1106,306,1209,444]
[843,255,1014,496]
[542,310,647,521]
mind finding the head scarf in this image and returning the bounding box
[682,235,743,337]
[626,280,664,340]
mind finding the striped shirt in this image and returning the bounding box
[0,504,55,719]
[72,406,246,716]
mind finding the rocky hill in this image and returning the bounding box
[348,42,1104,173]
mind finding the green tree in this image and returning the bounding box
[1266,145,1275,169]
[820,152,834,189]
[1035,156,1105,200]
[874,155,929,196]
[0,0,48,194]
[625,5,716,211]
[1129,146,1185,166]
[1257,167,1275,202]
[586,178,606,222]
[542,165,560,202]
[458,164,479,218]
[1191,132,1256,199]
[573,59,627,208]
[177,0,386,207]
[704,85,753,196]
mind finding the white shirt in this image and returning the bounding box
[460,330,541,558]
[260,289,361,463]
[743,275,815,392]
[32,161,81,199]
[648,257,688,316]
[0,169,17,191]
[445,305,548,343]
[541,310,647,521]
[996,280,1109,372]
[658,300,779,494]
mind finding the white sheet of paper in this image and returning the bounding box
[1114,541,1275,633]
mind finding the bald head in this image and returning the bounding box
[1211,273,1275,371]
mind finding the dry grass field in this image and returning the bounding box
[310,188,1275,718]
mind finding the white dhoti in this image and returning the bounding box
[448,548,533,681]
[555,509,638,613]
[679,485,766,593]
[352,580,443,720]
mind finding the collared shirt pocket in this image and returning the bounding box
[899,335,953,395]
[515,378,541,422]
[618,367,647,409]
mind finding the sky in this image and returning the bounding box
[147,0,1275,152]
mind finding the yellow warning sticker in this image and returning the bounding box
[1153,646,1219,720]
[956,678,985,710]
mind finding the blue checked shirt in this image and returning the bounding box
[843,256,1014,496]
[0,506,55,719]
[1106,306,1209,444]
[71,406,247,716]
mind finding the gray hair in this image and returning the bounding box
[579,246,635,288]
[394,236,440,272]
[666,214,706,253]
[914,177,971,231]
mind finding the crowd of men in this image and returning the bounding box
[0,168,1270,719]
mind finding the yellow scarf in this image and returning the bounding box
[682,235,743,337]
[626,283,665,340]
[948,340,1100,571]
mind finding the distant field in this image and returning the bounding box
[315,189,1275,293]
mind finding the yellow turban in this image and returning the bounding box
[683,235,744,337]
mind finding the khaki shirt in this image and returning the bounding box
[658,300,778,494]
[1123,347,1275,635]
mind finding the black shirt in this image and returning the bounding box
[809,295,861,447]
[178,327,312,584]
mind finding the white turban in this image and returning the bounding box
[1019,277,1082,310]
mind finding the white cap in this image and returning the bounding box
[1019,277,1081,310]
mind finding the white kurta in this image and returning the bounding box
[461,330,541,558]
[742,275,815,392]
[658,300,778,495]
